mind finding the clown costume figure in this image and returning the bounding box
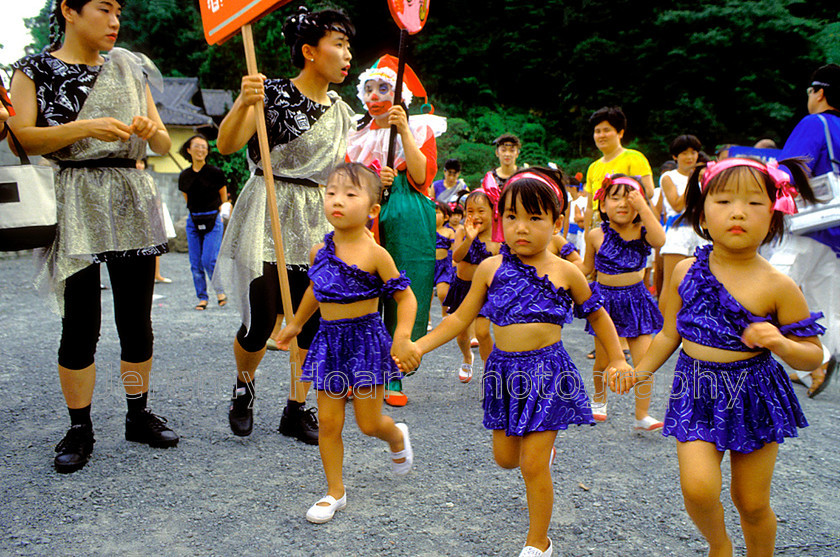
[346,55,446,406]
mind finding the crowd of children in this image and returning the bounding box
[7,2,830,555]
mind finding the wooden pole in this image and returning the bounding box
[386,29,409,168]
[241,24,302,399]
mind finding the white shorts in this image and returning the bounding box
[661,224,710,257]
[770,234,839,356]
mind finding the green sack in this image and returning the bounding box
[379,172,436,342]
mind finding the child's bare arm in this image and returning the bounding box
[633,259,688,383]
[741,273,823,370]
[416,258,498,354]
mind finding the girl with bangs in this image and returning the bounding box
[629,157,824,556]
[398,168,632,557]
[581,174,667,430]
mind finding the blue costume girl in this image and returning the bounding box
[581,174,667,430]
[434,231,454,286]
[442,191,501,383]
[630,157,824,556]
[277,163,419,525]
[401,169,632,557]
[302,232,411,392]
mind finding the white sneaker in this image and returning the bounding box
[634,415,664,431]
[518,537,552,557]
[391,423,413,476]
[306,493,347,524]
[590,400,607,422]
[458,363,473,383]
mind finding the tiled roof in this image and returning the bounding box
[201,89,234,117]
[151,77,214,127]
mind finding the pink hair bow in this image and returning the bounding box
[367,159,382,177]
[702,158,798,214]
[594,175,643,203]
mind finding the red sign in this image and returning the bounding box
[199,0,292,45]
[387,0,430,34]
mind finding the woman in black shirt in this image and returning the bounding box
[178,134,228,310]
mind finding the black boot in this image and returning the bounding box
[125,409,179,448]
[228,380,254,437]
[54,424,95,474]
[278,403,319,445]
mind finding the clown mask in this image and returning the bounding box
[363,79,395,117]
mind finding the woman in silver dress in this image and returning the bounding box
[8,0,178,473]
[216,7,355,442]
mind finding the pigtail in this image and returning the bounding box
[778,157,820,205]
[679,164,711,241]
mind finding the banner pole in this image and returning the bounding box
[241,24,302,399]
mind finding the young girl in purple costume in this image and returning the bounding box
[627,157,823,557]
[399,168,632,557]
[443,191,501,382]
[434,200,456,317]
[581,174,666,430]
[276,163,420,524]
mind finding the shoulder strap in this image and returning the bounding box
[4,127,32,165]
[817,114,840,174]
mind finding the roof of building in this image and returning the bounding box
[152,77,214,127]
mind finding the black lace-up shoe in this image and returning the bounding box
[54,424,95,474]
[125,410,179,448]
[278,405,319,445]
[228,386,254,437]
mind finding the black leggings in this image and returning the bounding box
[236,263,320,352]
[58,256,156,369]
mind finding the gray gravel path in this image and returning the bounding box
[1,251,838,556]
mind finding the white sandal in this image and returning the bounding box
[305,493,346,524]
[458,363,473,383]
[519,537,552,556]
[391,423,413,476]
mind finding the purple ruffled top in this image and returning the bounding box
[677,245,825,351]
[480,245,602,326]
[309,233,411,304]
[436,233,453,250]
[594,222,650,275]
[559,242,578,259]
[462,237,493,264]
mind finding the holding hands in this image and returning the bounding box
[392,338,422,375]
[607,359,636,395]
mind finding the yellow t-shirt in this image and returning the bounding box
[585,149,652,210]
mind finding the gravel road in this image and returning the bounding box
[1,251,838,556]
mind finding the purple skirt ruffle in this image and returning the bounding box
[442,275,471,312]
[585,281,663,338]
[663,351,808,453]
[483,341,595,436]
[301,313,400,393]
[434,257,453,286]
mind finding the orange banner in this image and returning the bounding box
[199,0,292,45]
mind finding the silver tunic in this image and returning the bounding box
[214,90,353,331]
[34,48,167,315]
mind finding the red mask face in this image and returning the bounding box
[363,79,394,117]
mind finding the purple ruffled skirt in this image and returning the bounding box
[442,275,471,311]
[301,313,400,393]
[663,351,808,453]
[434,257,453,286]
[585,281,663,338]
[483,341,595,436]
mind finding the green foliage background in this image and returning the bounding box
[13,0,840,188]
